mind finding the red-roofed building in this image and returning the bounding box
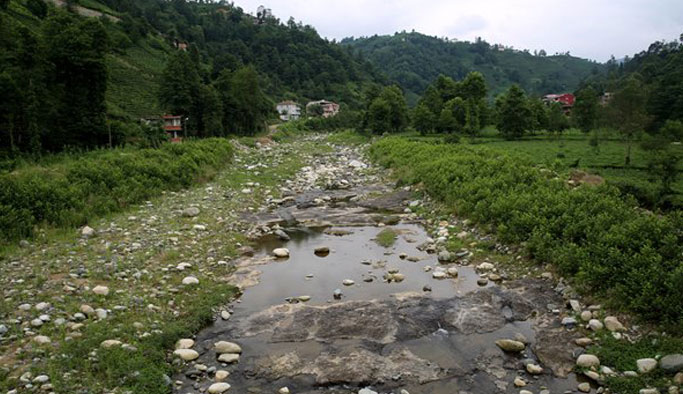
[543,93,575,114]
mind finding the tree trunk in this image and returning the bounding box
[625,138,632,167]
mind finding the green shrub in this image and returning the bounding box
[0,139,233,242]
[370,137,683,326]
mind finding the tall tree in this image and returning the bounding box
[497,84,531,139]
[412,102,435,135]
[573,86,599,132]
[159,51,202,129]
[607,74,650,166]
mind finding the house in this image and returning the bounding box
[306,100,340,118]
[276,101,302,121]
[543,93,575,113]
[173,39,188,51]
[163,115,183,142]
[600,92,613,106]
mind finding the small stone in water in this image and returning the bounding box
[273,248,290,258]
[333,289,343,299]
[342,279,355,286]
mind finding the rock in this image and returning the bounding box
[660,354,683,372]
[513,376,526,387]
[604,316,624,332]
[35,302,50,311]
[215,341,242,354]
[314,246,330,255]
[34,335,51,345]
[569,299,581,312]
[639,389,658,394]
[182,207,200,217]
[358,389,378,394]
[31,318,43,327]
[580,311,593,321]
[584,370,600,381]
[342,279,355,286]
[95,308,107,319]
[173,349,199,361]
[193,224,207,231]
[422,285,432,292]
[101,339,122,348]
[674,372,683,385]
[217,353,240,363]
[176,339,195,349]
[298,295,311,302]
[526,363,543,374]
[182,276,199,286]
[477,262,495,271]
[81,226,96,238]
[577,354,600,368]
[207,382,231,393]
[477,278,489,286]
[578,382,591,392]
[273,248,290,258]
[520,391,533,394]
[575,338,593,347]
[80,304,95,315]
[215,370,229,381]
[437,251,453,262]
[238,246,255,257]
[221,311,231,320]
[92,285,109,296]
[588,319,604,331]
[495,339,525,352]
[0,325,7,335]
[274,229,290,241]
[278,387,290,394]
[624,371,639,377]
[446,267,458,277]
[636,358,658,374]
[33,375,49,384]
[333,289,343,299]
[432,271,447,279]
[562,317,577,327]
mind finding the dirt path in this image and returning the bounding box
[171,136,596,394]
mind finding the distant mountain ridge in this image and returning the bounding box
[341,32,604,104]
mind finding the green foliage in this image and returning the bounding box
[412,102,435,134]
[497,84,531,139]
[375,228,398,247]
[547,102,569,133]
[0,139,233,242]
[573,86,599,132]
[605,74,651,166]
[370,138,683,326]
[342,32,602,104]
[365,85,408,134]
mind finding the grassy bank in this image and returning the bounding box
[0,139,233,244]
[369,137,682,327]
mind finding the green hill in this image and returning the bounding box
[342,32,604,104]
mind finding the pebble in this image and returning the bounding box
[588,319,604,331]
[358,389,378,394]
[35,302,50,311]
[182,207,200,217]
[580,310,593,321]
[207,382,231,393]
[432,271,447,279]
[477,278,489,286]
[446,267,458,277]
[604,316,624,332]
[80,304,95,315]
[176,339,195,349]
[0,325,7,335]
[333,289,343,299]
[636,358,658,374]
[33,335,51,344]
[576,354,600,368]
[660,354,683,372]
[278,387,290,394]
[221,311,231,320]
[477,262,495,271]
[526,363,543,374]
[215,370,229,381]
[217,353,240,363]
[101,339,123,348]
[578,382,591,392]
[513,376,526,387]
[95,308,107,319]
[173,349,199,361]
[215,341,242,354]
[81,226,96,238]
[575,337,593,347]
[92,285,109,296]
[273,248,290,258]
[182,276,199,285]
[495,339,525,352]
[342,279,355,286]
[314,246,330,255]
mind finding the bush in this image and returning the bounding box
[0,139,233,241]
[370,138,683,326]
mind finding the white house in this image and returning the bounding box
[276,101,302,121]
